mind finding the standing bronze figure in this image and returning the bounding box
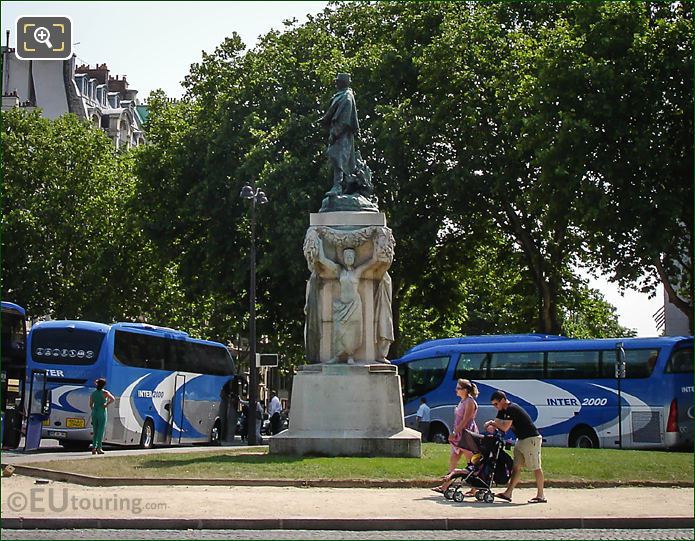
[320,73,360,196]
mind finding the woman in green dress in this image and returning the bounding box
[89,378,115,454]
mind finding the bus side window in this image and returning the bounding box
[547,350,600,379]
[453,353,488,379]
[171,341,193,372]
[665,348,693,374]
[598,349,659,379]
[199,343,235,376]
[115,330,166,370]
[489,351,543,379]
[625,349,659,378]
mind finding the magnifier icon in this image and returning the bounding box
[33,26,53,49]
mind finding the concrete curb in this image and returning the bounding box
[5,463,693,489]
[2,516,693,531]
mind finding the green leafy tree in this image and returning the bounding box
[2,109,145,320]
[562,284,636,339]
[0,108,198,329]
[570,1,693,332]
[413,1,692,334]
[135,1,660,365]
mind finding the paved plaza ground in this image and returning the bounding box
[2,474,692,522]
[2,529,694,540]
[2,442,692,533]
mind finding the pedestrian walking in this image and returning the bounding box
[268,391,282,435]
[255,400,264,443]
[433,379,479,495]
[485,390,546,503]
[239,403,248,441]
[415,397,431,441]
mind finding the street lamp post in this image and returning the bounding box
[240,184,268,446]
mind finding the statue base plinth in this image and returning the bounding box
[320,193,379,213]
[270,430,420,457]
[269,364,421,457]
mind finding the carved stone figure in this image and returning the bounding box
[372,228,394,361]
[374,271,393,361]
[303,228,323,364]
[303,225,395,364]
[304,271,321,363]
[317,240,377,364]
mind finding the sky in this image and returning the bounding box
[0,1,330,97]
[580,270,661,337]
[0,1,663,336]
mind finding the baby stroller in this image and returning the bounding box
[443,429,513,503]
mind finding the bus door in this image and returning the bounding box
[167,374,187,445]
[1,372,23,449]
[24,370,50,451]
[1,305,27,449]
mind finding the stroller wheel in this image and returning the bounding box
[483,492,495,503]
[444,487,456,500]
[475,490,485,501]
[453,490,465,503]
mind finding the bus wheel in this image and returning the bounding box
[429,424,449,444]
[210,420,222,446]
[569,427,599,448]
[140,420,154,449]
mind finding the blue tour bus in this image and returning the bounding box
[1,302,28,448]
[394,334,693,449]
[26,320,236,449]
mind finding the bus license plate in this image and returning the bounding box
[66,418,85,429]
[47,430,67,438]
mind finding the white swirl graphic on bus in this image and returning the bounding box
[34,348,94,359]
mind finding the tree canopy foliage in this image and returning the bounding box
[1,109,219,338]
[136,0,679,360]
[2,109,145,320]
[4,1,689,366]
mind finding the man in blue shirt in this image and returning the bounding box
[416,397,431,441]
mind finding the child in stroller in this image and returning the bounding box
[439,427,513,503]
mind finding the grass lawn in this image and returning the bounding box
[30,444,693,484]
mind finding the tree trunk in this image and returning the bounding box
[655,256,694,334]
[500,202,564,336]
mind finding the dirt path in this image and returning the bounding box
[2,476,692,520]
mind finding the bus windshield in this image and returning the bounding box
[30,327,105,365]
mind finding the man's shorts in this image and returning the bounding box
[514,435,542,470]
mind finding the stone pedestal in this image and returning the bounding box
[270,210,421,457]
[303,212,395,364]
[269,364,421,457]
